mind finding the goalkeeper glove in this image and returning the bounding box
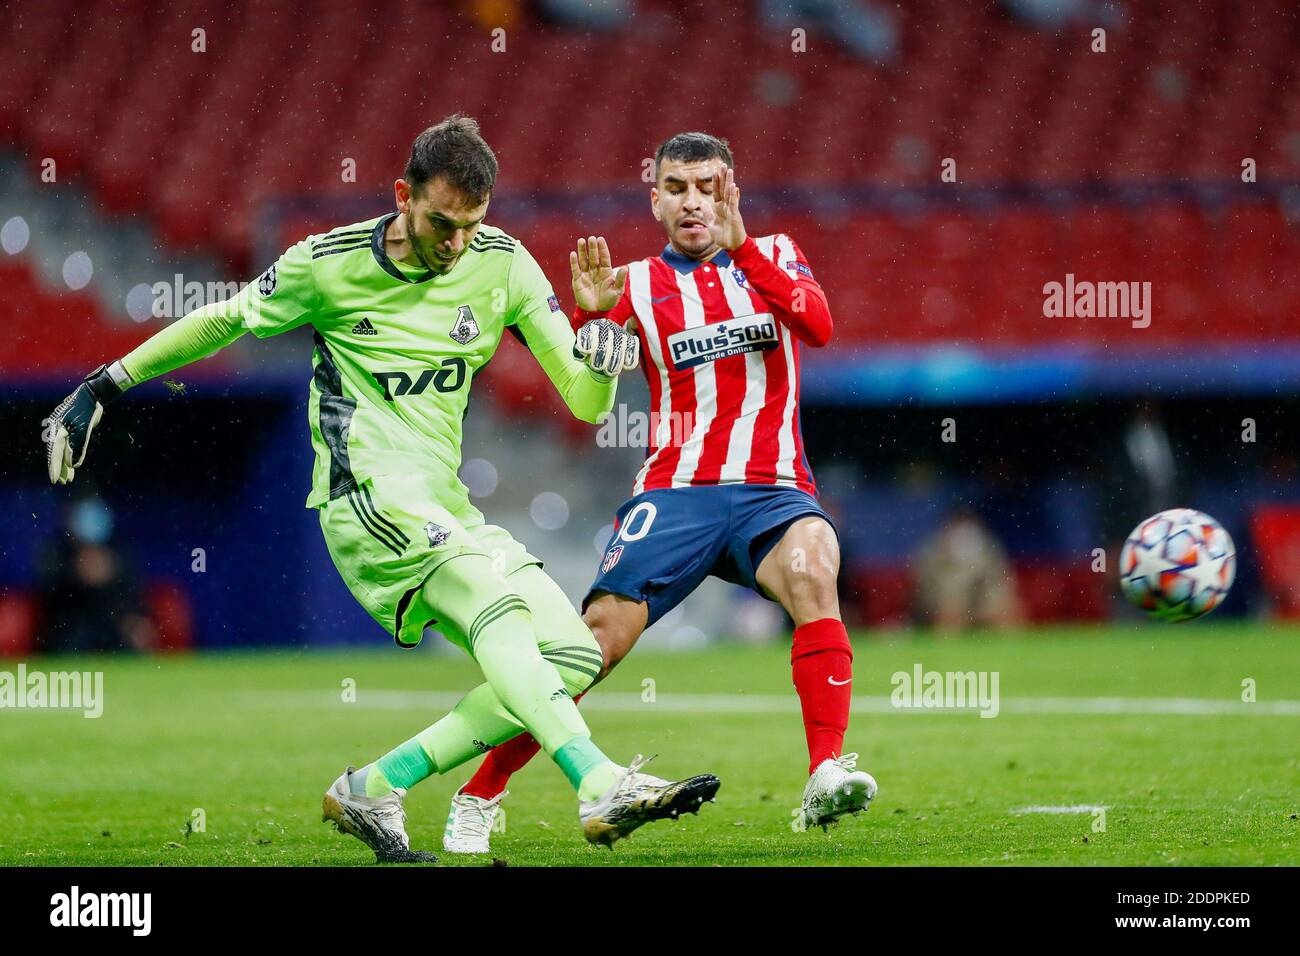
[45,362,129,485]
[574,318,639,378]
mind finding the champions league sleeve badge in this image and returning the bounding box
[257,263,278,297]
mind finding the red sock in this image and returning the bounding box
[461,692,586,799]
[791,619,853,776]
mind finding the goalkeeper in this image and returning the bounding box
[43,115,719,861]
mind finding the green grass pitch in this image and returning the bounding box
[2,623,1297,866]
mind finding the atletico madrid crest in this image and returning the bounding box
[601,544,624,573]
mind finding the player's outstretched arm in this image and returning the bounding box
[707,165,833,348]
[730,233,833,347]
[45,242,319,485]
[44,300,248,484]
[509,242,630,425]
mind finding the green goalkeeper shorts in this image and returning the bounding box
[318,472,542,649]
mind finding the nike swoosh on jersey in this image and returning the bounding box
[650,293,681,303]
[827,676,852,686]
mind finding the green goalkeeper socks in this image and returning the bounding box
[351,661,616,798]
[352,555,619,799]
[347,739,431,798]
[557,737,623,801]
[374,739,435,793]
[352,744,619,801]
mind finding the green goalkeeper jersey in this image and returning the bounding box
[121,214,616,508]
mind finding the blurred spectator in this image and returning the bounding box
[913,507,1024,632]
[999,0,1124,30]
[36,496,157,653]
[538,0,632,31]
[761,0,899,64]
[1122,404,1179,518]
[1099,403,1183,615]
[468,0,524,30]
[1102,403,1181,550]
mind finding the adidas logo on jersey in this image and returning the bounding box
[351,318,378,336]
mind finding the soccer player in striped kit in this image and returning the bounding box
[443,132,876,853]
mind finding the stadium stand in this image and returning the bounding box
[2,0,1297,639]
[2,0,1297,369]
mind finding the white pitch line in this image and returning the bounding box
[243,691,1300,717]
[1000,696,1300,716]
[1012,805,1108,815]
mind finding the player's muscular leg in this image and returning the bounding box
[755,516,842,625]
[582,591,649,681]
[420,553,591,754]
[454,589,647,807]
[757,515,856,780]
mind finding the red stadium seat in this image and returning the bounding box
[146,581,196,652]
[1014,561,1108,623]
[847,564,914,629]
[1249,505,1300,618]
[0,591,37,657]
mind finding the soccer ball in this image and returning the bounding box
[1118,509,1236,621]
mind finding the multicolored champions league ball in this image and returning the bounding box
[1119,508,1236,622]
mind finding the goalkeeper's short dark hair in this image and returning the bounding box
[654,132,734,179]
[405,115,498,203]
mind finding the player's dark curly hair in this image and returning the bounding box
[654,132,734,179]
[405,115,498,202]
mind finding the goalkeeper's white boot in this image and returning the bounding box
[442,788,506,855]
[579,755,721,849]
[322,767,438,864]
[800,753,877,831]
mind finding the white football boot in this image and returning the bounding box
[800,753,878,831]
[322,767,438,863]
[442,788,506,854]
[579,754,721,849]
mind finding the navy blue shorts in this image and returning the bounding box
[586,485,835,627]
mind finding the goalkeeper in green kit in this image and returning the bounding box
[43,115,720,862]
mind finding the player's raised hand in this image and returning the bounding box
[570,235,627,312]
[708,165,747,251]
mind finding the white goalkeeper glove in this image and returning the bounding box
[44,361,129,485]
[574,318,639,379]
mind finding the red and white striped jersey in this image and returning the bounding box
[575,233,833,497]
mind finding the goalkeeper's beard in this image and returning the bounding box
[406,211,459,275]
